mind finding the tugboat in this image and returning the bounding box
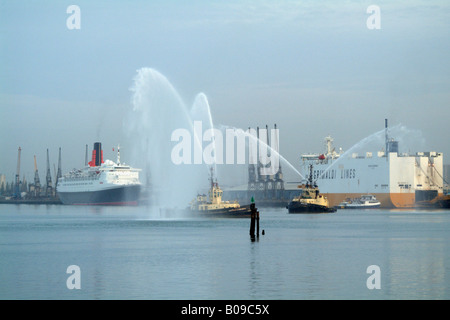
[336,194,381,209]
[189,167,252,218]
[287,164,336,214]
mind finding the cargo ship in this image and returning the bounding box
[56,143,141,205]
[299,120,444,208]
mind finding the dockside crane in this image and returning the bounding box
[56,147,62,188]
[33,155,41,197]
[45,149,53,197]
[14,147,21,199]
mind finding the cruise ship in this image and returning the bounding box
[300,120,444,208]
[57,142,141,205]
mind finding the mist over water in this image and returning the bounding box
[124,68,304,210]
[125,68,207,208]
[124,68,430,211]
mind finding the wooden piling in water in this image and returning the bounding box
[256,211,260,237]
[250,203,256,240]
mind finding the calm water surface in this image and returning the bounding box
[0,204,448,300]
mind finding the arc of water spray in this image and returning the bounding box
[190,93,218,177]
[131,68,205,155]
[130,68,302,191]
[316,124,402,181]
[218,124,305,180]
[131,68,193,148]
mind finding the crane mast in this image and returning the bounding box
[56,147,62,188]
[45,149,53,197]
[34,155,41,197]
[14,147,21,199]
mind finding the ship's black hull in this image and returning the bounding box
[57,185,141,205]
[193,204,253,218]
[287,201,336,214]
[161,204,253,218]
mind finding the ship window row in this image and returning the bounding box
[65,177,99,181]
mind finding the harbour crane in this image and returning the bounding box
[33,155,41,197]
[14,147,21,199]
[45,149,53,197]
[56,147,62,188]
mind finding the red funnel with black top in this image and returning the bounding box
[88,142,104,167]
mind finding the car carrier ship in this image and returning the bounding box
[299,120,444,208]
[56,142,141,205]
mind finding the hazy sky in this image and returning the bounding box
[1,0,449,184]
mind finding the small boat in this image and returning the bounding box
[188,167,252,218]
[336,194,381,209]
[287,164,337,214]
